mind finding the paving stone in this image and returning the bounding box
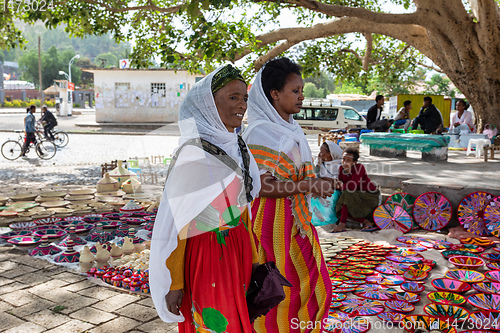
[32,287,76,303]
[51,272,87,284]
[44,319,95,333]
[115,303,159,322]
[92,293,140,312]
[0,299,13,311]
[0,260,19,272]
[0,275,14,287]
[27,279,70,295]
[10,255,52,269]
[89,317,140,333]
[138,319,179,333]
[3,321,46,333]
[15,271,52,286]
[9,297,55,317]
[69,306,117,325]
[0,289,39,307]
[58,294,99,314]
[137,296,154,307]
[41,265,68,276]
[62,279,96,292]
[77,286,121,300]
[0,311,29,331]
[0,263,39,278]
[28,309,72,329]
[0,282,29,295]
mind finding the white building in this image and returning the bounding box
[88,69,204,123]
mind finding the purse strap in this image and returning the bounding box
[166,136,254,203]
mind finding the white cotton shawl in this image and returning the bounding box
[325,140,343,160]
[149,66,261,323]
[242,68,313,168]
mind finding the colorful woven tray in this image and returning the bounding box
[413,192,452,231]
[458,191,495,236]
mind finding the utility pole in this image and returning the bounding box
[38,36,43,102]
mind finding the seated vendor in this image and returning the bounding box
[311,140,343,232]
[411,96,444,134]
[333,147,380,232]
[394,100,412,132]
[450,100,475,133]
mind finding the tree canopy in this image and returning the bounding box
[2,0,500,128]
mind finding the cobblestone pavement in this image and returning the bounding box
[0,246,179,333]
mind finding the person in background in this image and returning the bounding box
[333,147,380,232]
[451,100,475,133]
[21,105,42,157]
[312,140,343,232]
[39,105,58,140]
[394,100,412,132]
[367,95,393,132]
[411,96,444,134]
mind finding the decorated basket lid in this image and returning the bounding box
[109,161,137,185]
[98,173,119,186]
[120,201,144,212]
[122,178,142,194]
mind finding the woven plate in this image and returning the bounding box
[385,192,418,229]
[373,204,412,233]
[413,192,452,231]
[458,191,495,237]
[485,197,500,237]
[41,201,70,208]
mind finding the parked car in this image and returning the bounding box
[293,99,367,134]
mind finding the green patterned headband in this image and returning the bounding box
[211,64,246,94]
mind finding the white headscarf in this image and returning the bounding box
[325,140,343,160]
[150,65,261,323]
[316,140,343,178]
[242,67,312,168]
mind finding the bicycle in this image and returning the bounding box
[36,123,69,148]
[1,130,57,160]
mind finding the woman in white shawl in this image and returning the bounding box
[242,58,333,333]
[311,140,343,230]
[150,65,261,332]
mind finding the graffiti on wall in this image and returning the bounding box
[94,82,188,110]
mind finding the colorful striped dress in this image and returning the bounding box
[249,144,332,332]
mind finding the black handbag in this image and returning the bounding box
[246,261,293,323]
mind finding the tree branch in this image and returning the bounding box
[235,17,437,69]
[417,61,444,73]
[64,0,184,13]
[253,40,298,69]
[363,33,373,71]
[339,48,363,60]
[253,0,423,25]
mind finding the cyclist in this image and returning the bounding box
[39,105,57,141]
[22,105,43,157]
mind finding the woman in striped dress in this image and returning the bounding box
[243,58,333,332]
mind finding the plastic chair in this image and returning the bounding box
[410,129,425,134]
[127,159,139,168]
[467,139,490,158]
[392,128,406,134]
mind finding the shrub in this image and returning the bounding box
[74,103,81,108]
[20,100,28,107]
[4,101,13,107]
[12,100,22,108]
[46,100,55,107]
[29,99,41,107]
